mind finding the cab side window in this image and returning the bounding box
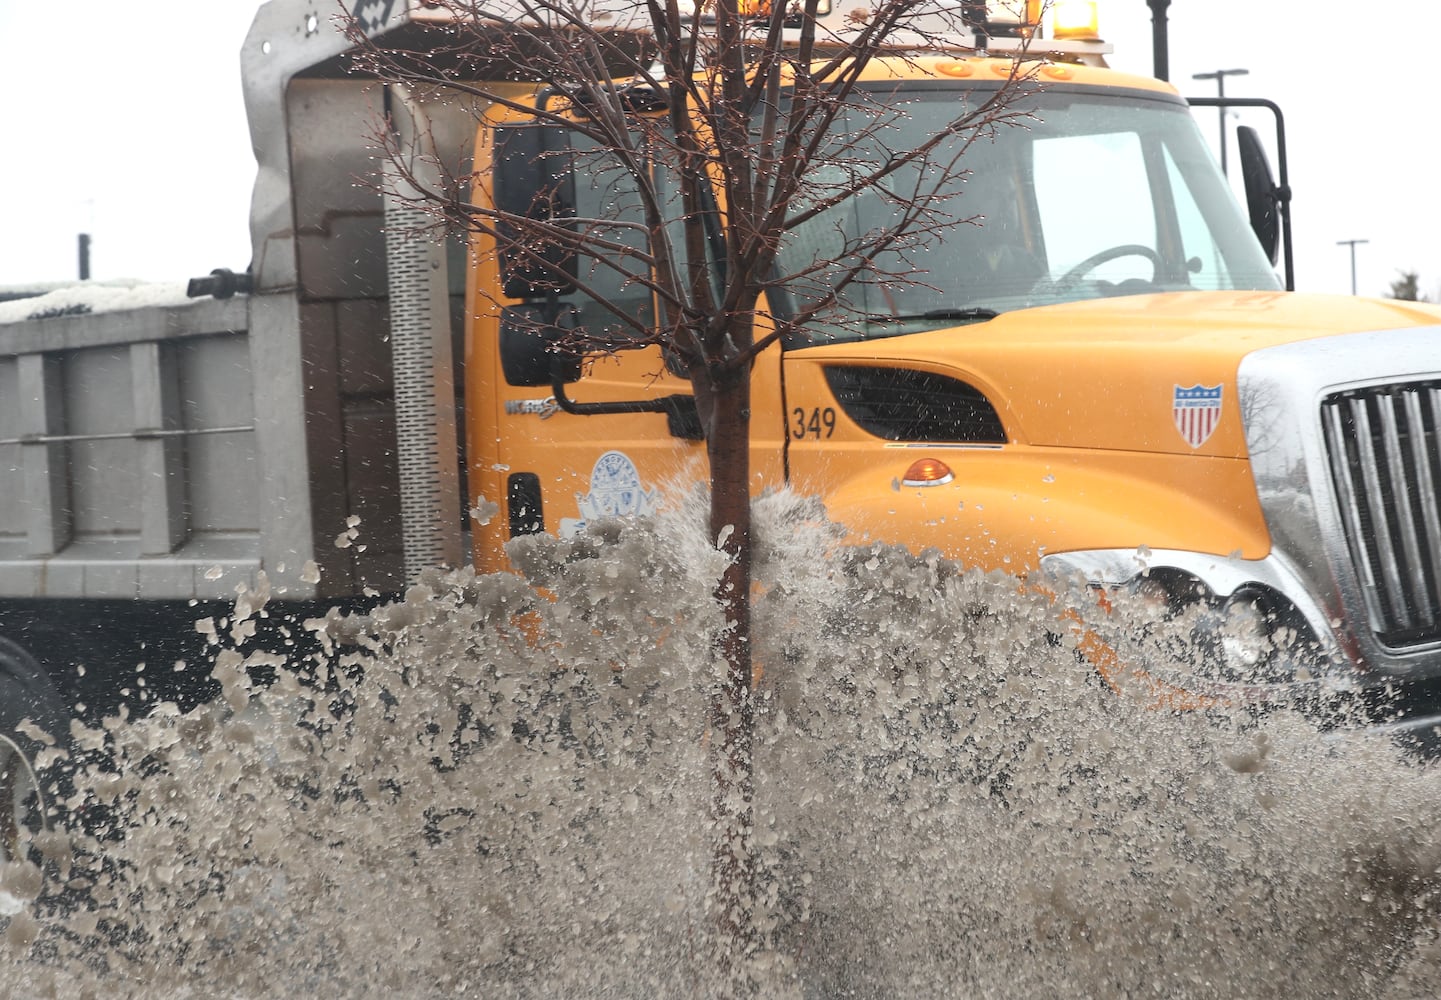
[568,135,656,339]
[493,126,655,340]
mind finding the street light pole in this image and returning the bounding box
[1192,68,1249,175]
[1146,0,1171,82]
[1337,239,1369,295]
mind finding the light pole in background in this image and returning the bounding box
[1337,239,1369,295]
[1192,68,1249,175]
[1146,0,1171,81]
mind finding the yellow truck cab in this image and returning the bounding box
[465,48,1441,722]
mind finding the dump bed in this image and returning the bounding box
[0,290,408,602]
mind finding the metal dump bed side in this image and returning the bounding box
[0,297,273,600]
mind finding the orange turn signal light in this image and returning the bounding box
[902,458,954,487]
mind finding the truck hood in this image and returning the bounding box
[803,291,1441,457]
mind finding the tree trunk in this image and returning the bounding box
[704,369,757,981]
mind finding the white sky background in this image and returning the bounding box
[0,1,260,289]
[0,0,1433,298]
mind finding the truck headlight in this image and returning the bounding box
[1041,549,1341,704]
[1219,596,1269,673]
[1109,572,1319,690]
[1172,584,1319,688]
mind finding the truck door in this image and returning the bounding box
[468,125,704,568]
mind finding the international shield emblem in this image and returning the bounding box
[1173,384,1223,449]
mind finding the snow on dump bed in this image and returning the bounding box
[0,279,193,326]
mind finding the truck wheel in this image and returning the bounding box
[0,636,68,872]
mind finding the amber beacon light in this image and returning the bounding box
[1052,0,1100,40]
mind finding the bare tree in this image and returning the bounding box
[347,0,1036,979]
[1389,269,1428,302]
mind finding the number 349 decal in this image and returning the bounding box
[790,407,837,439]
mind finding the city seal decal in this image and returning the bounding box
[560,450,660,538]
[1173,383,1224,449]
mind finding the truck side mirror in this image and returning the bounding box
[499,304,584,387]
[1237,125,1280,266]
[493,125,578,299]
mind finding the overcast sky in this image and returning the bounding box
[0,1,1434,298]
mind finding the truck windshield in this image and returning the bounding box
[773,85,1281,342]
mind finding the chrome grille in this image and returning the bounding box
[1321,381,1441,647]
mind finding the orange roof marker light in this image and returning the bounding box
[902,457,955,488]
[1052,0,1100,41]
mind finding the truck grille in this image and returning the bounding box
[1321,381,1441,647]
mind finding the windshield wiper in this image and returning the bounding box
[868,307,1001,324]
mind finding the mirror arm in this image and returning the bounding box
[551,380,703,439]
[1188,96,1293,291]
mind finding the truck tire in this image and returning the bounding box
[0,635,68,870]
